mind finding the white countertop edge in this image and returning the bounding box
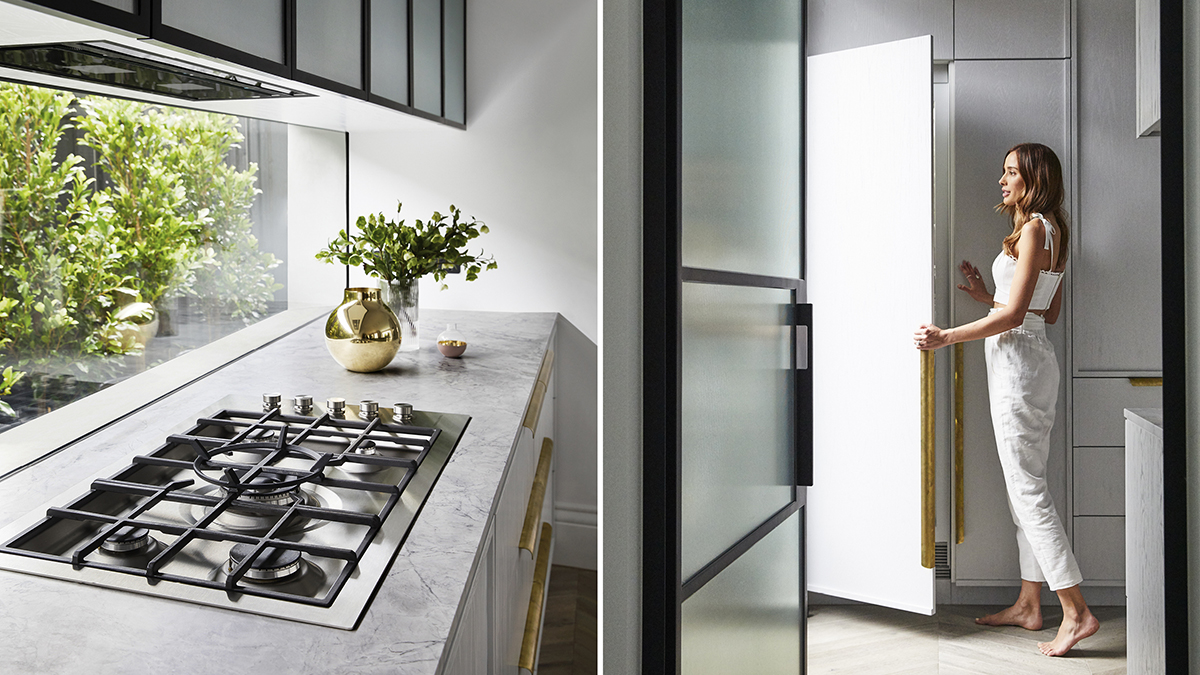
[0,305,331,477]
[1125,407,1164,439]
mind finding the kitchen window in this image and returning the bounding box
[0,81,290,440]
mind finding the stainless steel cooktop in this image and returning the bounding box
[0,394,469,630]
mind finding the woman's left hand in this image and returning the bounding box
[913,324,949,351]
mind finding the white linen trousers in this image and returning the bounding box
[983,310,1083,591]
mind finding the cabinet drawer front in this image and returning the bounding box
[1073,447,1124,516]
[1073,516,1125,583]
[1073,378,1162,446]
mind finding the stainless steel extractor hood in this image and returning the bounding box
[0,41,307,101]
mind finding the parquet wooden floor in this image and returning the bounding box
[537,565,598,675]
[808,603,1127,675]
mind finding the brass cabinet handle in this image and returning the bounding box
[537,349,555,387]
[1128,377,1163,387]
[519,437,554,555]
[521,350,555,432]
[519,523,553,673]
[953,343,965,545]
[522,382,547,432]
[921,349,935,569]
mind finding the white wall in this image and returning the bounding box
[288,125,349,308]
[347,0,598,344]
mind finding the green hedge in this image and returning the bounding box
[0,83,281,416]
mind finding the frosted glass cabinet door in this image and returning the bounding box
[681,0,801,279]
[412,0,443,115]
[160,0,286,63]
[681,283,793,580]
[371,0,410,104]
[443,0,466,123]
[296,0,363,88]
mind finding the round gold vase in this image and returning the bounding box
[324,287,402,372]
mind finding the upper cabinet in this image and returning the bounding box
[370,0,410,106]
[954,0,1069,59]
[20,0,151,35]
[18,0,466,127]
[295,0,364,92]
[158,0,289,76]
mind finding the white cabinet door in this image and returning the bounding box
[806,35,936,615]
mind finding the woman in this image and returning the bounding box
[913,143,1099,657]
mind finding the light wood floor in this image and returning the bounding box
[538,565,598,675]
[807,603,1126,675]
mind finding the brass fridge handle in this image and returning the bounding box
[519,523,553,673]
[921,349,935,569]
[953,343,965,545]
[1128,377,1162,387]
[519,437,554,555]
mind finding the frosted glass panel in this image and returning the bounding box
[443,0,465,123]
[682,283,793,579]
[94,0,136,11]
[296,0,363,88]
[681,0,801,278]
[412,0,442,114]
[682,511,801,674]
[161,0,285,64]
[371,0,410,104]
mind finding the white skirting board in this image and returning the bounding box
[553,502,597,571]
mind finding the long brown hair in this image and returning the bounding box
[996,142,1069,269]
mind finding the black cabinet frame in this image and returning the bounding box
[21,0,465,128]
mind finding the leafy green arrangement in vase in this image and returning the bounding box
[315,202,497,350]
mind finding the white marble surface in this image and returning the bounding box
[1125,407,1164,439]
[0,309,557,675]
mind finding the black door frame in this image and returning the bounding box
[1159,0,1188,671]
[641,0,809,671]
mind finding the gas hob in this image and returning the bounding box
[0,394,470,630]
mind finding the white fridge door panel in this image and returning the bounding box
[805,35,936,615]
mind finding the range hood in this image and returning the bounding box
[0,41,307,101]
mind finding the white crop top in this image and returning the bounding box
[991,213,1064,312]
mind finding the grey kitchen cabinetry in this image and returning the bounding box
[950,58,1071,587]
[1074,0,1162,376]
[954,0,1070,59]
[1065,0,1162,590]
[1070,378,1162,586]
[443,346,556,675]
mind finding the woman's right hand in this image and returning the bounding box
[957,260,993,304]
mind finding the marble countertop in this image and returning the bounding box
[1125,407,1164,439]
[0,309,557,675]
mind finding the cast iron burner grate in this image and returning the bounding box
[0,403,446,609]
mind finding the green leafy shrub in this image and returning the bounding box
[0,82,281,417]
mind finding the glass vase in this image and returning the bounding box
[437,323,468,357]
[380,278,419,351]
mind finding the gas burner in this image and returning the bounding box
[227,544,302,583]
[0,393,465,629]
[99,525,155,555]
[192,439,327,495]
[223,474,302,506]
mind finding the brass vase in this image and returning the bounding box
[324,287,401,372]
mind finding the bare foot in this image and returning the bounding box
[1038,611,1100,656]
[975,603,1043,630]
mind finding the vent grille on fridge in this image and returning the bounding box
[934,542,950,579]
